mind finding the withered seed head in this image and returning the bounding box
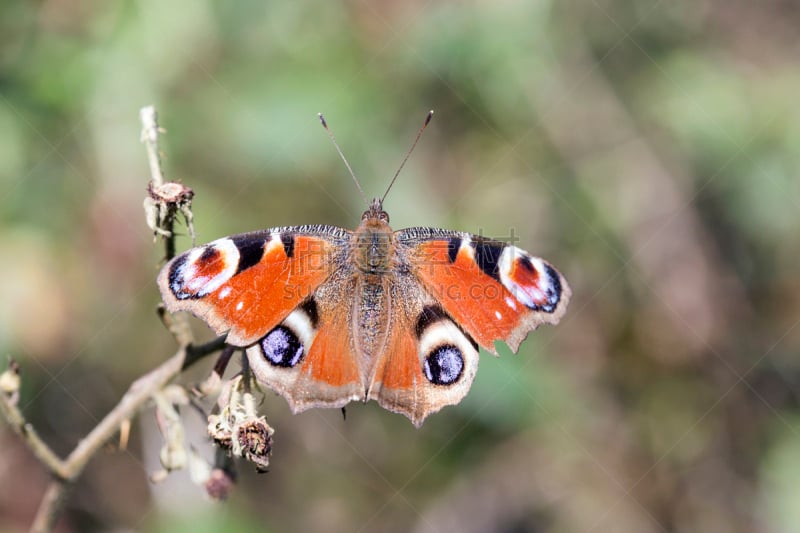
[236,419,274,473]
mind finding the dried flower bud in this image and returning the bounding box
[209,374,275,472]
[234,417,274,473]
[207,411,233,449]
[0,359,21,402]
[205,468,236,501]
[148,181,194,204]
[144,180,195,240]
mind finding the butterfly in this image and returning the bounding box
[157,113,570,427]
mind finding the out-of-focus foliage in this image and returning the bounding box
[1,1,799,531]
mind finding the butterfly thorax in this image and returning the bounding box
[353,199,395,280]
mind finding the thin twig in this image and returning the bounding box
[141,105,195,252]
[140,106,166,187]
[31,479,73,533]
[142,105,176,259]
[0,386,68,480]
[183,336,228,371]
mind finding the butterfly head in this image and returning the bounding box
[361,197,390,224]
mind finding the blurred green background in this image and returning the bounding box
[1,1,799,531]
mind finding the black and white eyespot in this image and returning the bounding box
[415,307,478,387]
[168,238,240,300]
[423,344,464,385]
[260,326,304,367]
[538,263,562,312]
[253,298,319,369]
[498,247,561,312]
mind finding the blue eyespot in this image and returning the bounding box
[423,345,464,385]
[260,326,304,368]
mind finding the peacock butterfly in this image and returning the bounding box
[157,112,570,427]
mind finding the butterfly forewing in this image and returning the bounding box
[158,225,350,346]
[398,227,570,354]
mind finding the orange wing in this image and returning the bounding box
[245,276,364,413]
[398,228,570,354]
[366,278,481,427]
[158,226,349,346]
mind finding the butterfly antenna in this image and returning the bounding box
[318,113,368,204]
[382,110,434,203]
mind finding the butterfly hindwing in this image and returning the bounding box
[366,277,480,427]
[245,279,364,413]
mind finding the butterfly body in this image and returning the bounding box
[159,197,570,426]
